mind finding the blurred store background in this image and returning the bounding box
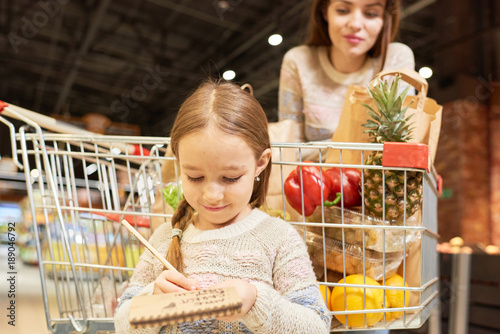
[0,0,499,333]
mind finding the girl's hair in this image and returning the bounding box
[166,79,272,273]
[305,0,401,71]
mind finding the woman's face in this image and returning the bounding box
[177,127,270,231]
[325,0,386,61]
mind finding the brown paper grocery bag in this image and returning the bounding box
[325,69,442,310]
[398,241,422,308]
[326,68,442,166]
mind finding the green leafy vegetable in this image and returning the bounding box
[162,184,183,210]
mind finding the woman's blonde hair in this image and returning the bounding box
[166,79,272,273]
[305,0,401,71]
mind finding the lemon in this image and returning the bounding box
[331,274,384,328]
[380,274,410,321]
[319,283,332,310]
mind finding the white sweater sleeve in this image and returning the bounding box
[383,42,415,72]
[114,282,163,334]
[240,226,331,333]
[278,49,305,143]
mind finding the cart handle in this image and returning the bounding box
[0,100,151,157]
[0,100,7,112]
[92,212,151,228]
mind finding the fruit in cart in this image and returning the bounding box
[331,274,386,328]
[284,162,333,217]
[319,283,332,310]
[379,274,410,321]
[362,75,423,220]
[324,167,362,207]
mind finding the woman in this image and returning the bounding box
[279,0,414,161]
[278,1,411,332]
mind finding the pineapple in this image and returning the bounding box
[361,75,423,220]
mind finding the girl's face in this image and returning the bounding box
[177,128,270,231]
[325,0,386,62]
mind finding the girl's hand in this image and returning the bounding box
[208,279,257,322]
[153,270,200,294]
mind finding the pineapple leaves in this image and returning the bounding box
[361,103,376,113]
[362,74,415,143]
[400,85,411,101]
[386,77,400,108]
[367,110,382,122]
[362,123,378,129]
[389,97,403,117]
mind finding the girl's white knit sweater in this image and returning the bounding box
[114,209,331,333]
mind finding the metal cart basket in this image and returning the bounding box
[1,102,440,333]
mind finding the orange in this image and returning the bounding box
[379,274,410,321]
[319,283,332,310]
[331,274,385,328]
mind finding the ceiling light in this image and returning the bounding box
[223,70,236,81]
[217,0,229,9]
[419,66,433,79]
[268,34,283,46]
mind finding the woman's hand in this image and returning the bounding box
[208,279,257,322]
[153,270,200,294]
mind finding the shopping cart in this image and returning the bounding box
[1,101,440,333]
[269,142,441,332]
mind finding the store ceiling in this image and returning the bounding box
[0,0,445,136]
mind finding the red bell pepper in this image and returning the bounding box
[284,162,333,217]
[324,167,362,207]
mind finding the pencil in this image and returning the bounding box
[121,219,179,273]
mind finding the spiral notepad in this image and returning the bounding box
[129,287,243,328]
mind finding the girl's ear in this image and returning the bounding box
[256,148,271,176]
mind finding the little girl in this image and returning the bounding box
[114,80,331,333]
